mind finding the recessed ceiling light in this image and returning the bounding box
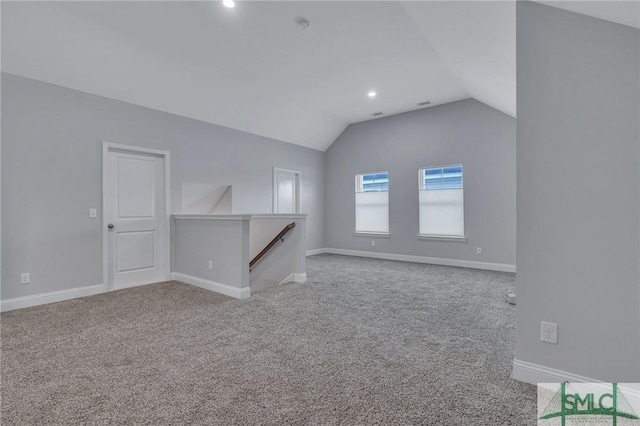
[223,0,235,8]
[368,91,377,98]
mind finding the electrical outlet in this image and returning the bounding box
[541,321,558,344]
[21,273,30,285]
[476,247,482,255]
[208,260,213,271]
[370,240,376,247]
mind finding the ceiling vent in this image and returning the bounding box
[417,101,431,106]
[371,112,384,117]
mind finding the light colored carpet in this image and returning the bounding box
[1,254,537,425]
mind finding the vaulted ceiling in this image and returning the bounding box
[2,1,637,151]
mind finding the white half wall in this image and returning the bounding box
[172,215,251,295]
[171,272,250,300]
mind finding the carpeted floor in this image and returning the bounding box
[1,254,537,425]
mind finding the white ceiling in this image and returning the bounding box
[535,1,640,29]
[1,1,636,151]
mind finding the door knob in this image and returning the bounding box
[107,224,115,229]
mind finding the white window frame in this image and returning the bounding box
[354,171,390,236]
[417,164,466,241]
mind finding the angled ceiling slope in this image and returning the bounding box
[0,1,481,151]
[6,2,632,151]
[533,1,640,29]
[401,1,517,120]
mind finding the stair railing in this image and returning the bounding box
[249,222,296,271]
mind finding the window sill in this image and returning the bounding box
[417,234,467,242]
[353,232,391,238]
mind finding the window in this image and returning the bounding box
[355,172,389,234]
[418,165,464,238]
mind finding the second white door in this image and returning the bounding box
[273,168,300,214]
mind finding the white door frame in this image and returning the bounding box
[272,167,301,213]
[102,142,171,291]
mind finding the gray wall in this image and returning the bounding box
[1,73,325,299]
[173,217,250,289]
[324,99,516,266]
[515,2,639,381]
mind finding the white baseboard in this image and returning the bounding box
[0,272,255,312]
[306,248,327,256]
[279,272,308,285]
[0,284,105,313]
[171,272,251,300]
[321,248,516,273]
[280,274,295,285]
[513,358,640,404]
[513,358,598,384]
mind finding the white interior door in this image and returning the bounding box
[104,145,169,290]
[273,168,300,214]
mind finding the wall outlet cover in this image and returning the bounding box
[541,321,558,344]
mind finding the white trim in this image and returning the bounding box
[512,359,640,404]
[513,358,596,384]
[251,214,307,220]
[322,248,516,273]
[279,273,308,285]
[171,272,250,300]
[173,214,307,221]
[280,274,295,285]
[293,273,307,283]
[173,214,252,221]
[0,284,105,312]
[306,248,327,256]
[103,142,171,291]
[0,73,2,306]
[103,142,169,157]
[102,144,108,293]
[353,232,391,238]
[417,234,467,242]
